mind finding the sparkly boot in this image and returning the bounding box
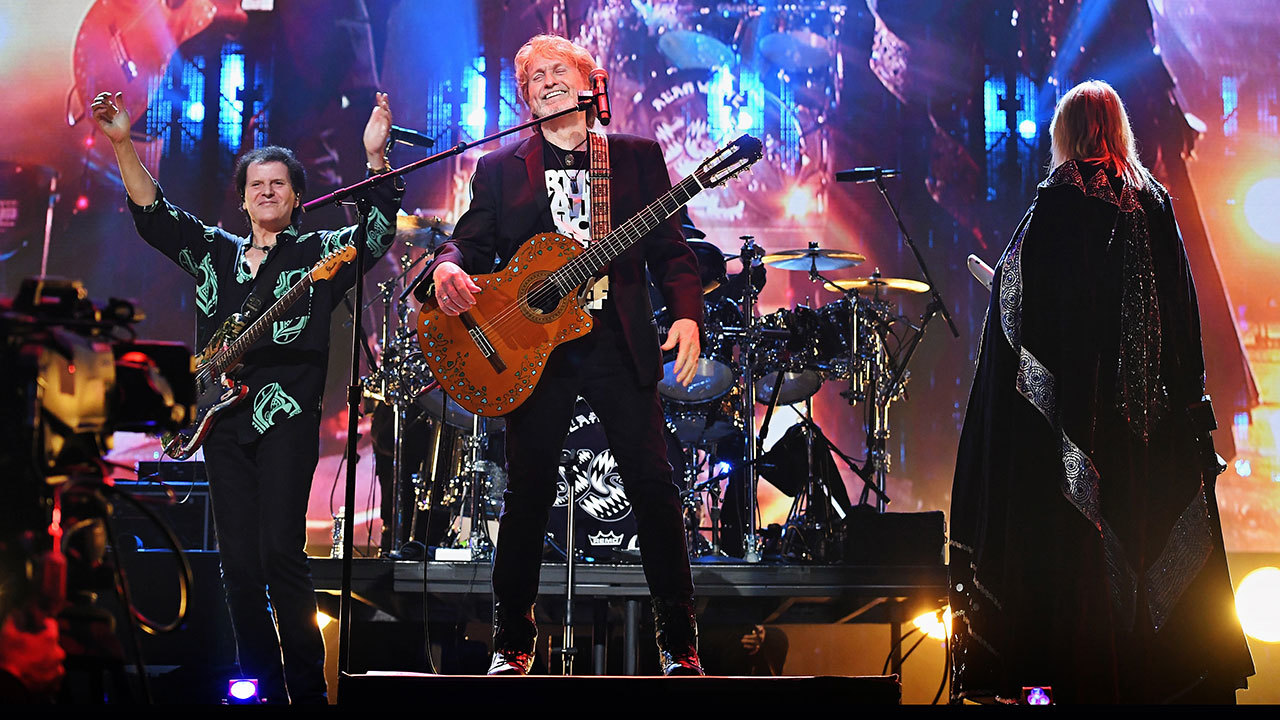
[488,602,536,675]
[652,596,704,676]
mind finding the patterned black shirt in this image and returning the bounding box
[128,175,404,442]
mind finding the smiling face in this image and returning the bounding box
[525,52,590,120]
[242,161,299,234]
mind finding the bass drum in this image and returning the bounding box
[547,400,686,562]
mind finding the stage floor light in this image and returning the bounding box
[912,606,952,641]
[1236,566,1280,643]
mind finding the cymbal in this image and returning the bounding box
[823,277,931,295]
[759,30,832,72]
[762,247,866,271]
[396,213,453,249]
[658,30,734,70]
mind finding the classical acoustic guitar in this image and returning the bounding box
[415,133,763,418]
[161,245,355,459]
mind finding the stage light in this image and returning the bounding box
[1236,566,1280,642]
[784,186,816,218]
[226,678,259,704]
[1022,686,1052,705]
[75,195,90,211]
[1018,119,1037,139]
[317,611,333,630]
[1243,177,1280,243]
[714,461,733,477]
[186,101,205,123]
[737,108,754,131]
[911,606,952,640]
[1235,458,1252,478]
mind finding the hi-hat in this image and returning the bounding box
[762,247,866,271]
[823,277,931,295]
[687,240,727,294]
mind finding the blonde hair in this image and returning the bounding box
[1049,80,1149,189]
[514,34,599,124]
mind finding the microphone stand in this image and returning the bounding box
[316,94,599,677]
[833,175,959,512]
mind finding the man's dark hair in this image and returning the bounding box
[234,145,307,227]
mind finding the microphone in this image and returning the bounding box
[835,167,900,183]
[589,68,611,126]
[389,125,435,149]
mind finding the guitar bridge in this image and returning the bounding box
[460,311,506,373]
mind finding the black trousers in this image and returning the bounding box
[493,303,694,611]
[203,411,326,704]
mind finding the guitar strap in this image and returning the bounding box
[585,131,611,309]
[588,131,612,239]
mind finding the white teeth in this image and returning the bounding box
[545,90,565,99]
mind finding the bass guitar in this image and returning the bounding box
[415,133,762,418]
[161,245,355,459]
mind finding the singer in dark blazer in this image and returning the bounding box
[414,34,706,676]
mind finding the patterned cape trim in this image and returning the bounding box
[998,161,1211,632]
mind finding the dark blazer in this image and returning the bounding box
[418,132,703,385]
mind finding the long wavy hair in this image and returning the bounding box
[1049,80,1150,189]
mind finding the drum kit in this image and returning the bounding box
[366,211,935,564]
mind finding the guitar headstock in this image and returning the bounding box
[694,134,763,189]
[311,245,357,281]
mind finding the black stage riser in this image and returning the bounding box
[339,672,902,707]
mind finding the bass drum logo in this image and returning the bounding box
[548,400,684,561]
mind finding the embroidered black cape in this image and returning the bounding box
[949,160,1253,703]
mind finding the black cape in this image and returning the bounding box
[949,160,1253,703]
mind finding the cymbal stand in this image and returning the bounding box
[464,413,494,561]
[736,235,764,563]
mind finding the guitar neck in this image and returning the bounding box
[209,274,315,373]
[553,174,703,288]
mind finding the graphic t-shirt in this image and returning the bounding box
[542,139,608,306]
[543,142,591,247]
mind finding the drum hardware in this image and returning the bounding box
[682,452,770,560]
[735,235,766,563]
[461,414,496,561]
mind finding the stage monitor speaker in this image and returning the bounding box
[842,506,945,566]
[114,462,216,551]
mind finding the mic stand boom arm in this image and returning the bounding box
[870,177,959,340]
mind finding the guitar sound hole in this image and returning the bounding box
[527,280,563,315]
